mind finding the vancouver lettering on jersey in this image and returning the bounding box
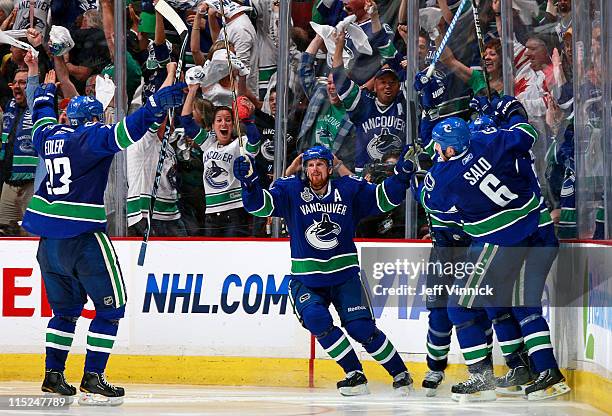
[361,115,406,134]
[300,202,348,216]
[203,149,234,164]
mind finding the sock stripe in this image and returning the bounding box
[46,333,73,347]
[371,338,397,365]
[86,332,116,353]
[523,331,550,342]
[46,328,75,339]
[326,335,352,361]
[527,343,553,355]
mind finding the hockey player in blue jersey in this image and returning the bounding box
[21,72,186,405]
[233,145,417,396]
[414,78,569,401]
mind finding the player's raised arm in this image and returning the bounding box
[233,155,288,218]
[492,95,539,154]
[352,145,419,219]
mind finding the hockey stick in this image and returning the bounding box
[138,0,188,266]
[470,0,492,99]
[422,0,470,81]
[218,0,244,153]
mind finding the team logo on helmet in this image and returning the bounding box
[305,214,341,250]
[204,161,229,189]
[424,172,435,191]
[366,128,402,160]
[300,187,314,203]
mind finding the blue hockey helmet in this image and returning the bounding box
[303,145,334,168]
[432,117,471,154]
[469,115,496,132]
[66,96,104,127]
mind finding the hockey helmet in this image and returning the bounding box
[66,95,104,127]
[303,145,333,168]
[469,115,496,132]
[432,117,470,154]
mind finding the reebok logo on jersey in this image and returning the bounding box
[462,153,473,165]
[347,306,367,312]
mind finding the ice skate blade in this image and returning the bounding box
[495,384,530,396]
[424,387,438,397]
[78,392,124,406]
[393,384,414,396]
[339,383,370,396]
[527,382,571,401]
[42,392,74,405]
[451,389,496,403]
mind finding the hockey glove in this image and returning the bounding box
[414,71,446,110]
[233,155,259,189]
[395,144,422,178]
[146,82,187,117]
[33,83,57,109]
[469,95,494,116]
[493,95,528,124]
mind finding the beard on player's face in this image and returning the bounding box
[306,160,331,191]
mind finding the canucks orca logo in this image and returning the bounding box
[366,128,402,160]
[18,16,45,31]
[305,214,341,250]
[316,127,333,146]
[424,172,435,191]
[205,161,229,189]
[261,139,275,161]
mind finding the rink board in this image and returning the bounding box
[0,238,610,413]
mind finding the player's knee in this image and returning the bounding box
[513,308,543,327]
[490,312,513,325]
[53,306,83,323]
[344,319,377,345]
[95,306,126,323]
[301,304,333,337]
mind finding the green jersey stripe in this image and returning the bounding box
[513,123,538,143]
[127,196,179,215]
[463,194,540,237]
[339,83,361,112]
[205,189,243,207]
[32,117,58,136]
[245,140,261,154]
[250,189,275,217]
[292,254,359,275]
[114,120,135,150]
[27,195,106,222]
[13,155,39,166]
[193,129,208,145]
[376,182,398,212]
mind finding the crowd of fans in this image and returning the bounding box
[0,0,605,239]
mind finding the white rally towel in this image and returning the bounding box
[95,74,116,110]
[419,7,443,41]
[310,15,372,69]
[48,25,75,56]
[201,49,249,88]
[204,0,252,18]
[0,31,38,57]
[186,65,206,85]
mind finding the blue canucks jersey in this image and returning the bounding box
[22,86,163,238]
[418,120,541,245]
[242,173,409,287]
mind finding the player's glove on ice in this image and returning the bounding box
[234,155,259,189]
[146,82,187,117]
[414,71,446,110]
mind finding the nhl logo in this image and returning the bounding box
[104,296,114,306]
[299,293,311,303]
[301,187,314,203]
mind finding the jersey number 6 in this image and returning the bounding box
[479,173,518,207]
[45,157,72,195]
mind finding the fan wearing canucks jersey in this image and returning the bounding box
[234,145,417,396]
[414,77,570,402]
[332,21,405,174]
[21,78,186,405]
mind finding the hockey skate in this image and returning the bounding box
[41,370,76,404]
[495,366,535,395]
[422,370,444,397]
[392,371,414,395]
[337,370,369,396]
[525,368,571,401]
[451,370,496,402]
[78,372,124,406]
